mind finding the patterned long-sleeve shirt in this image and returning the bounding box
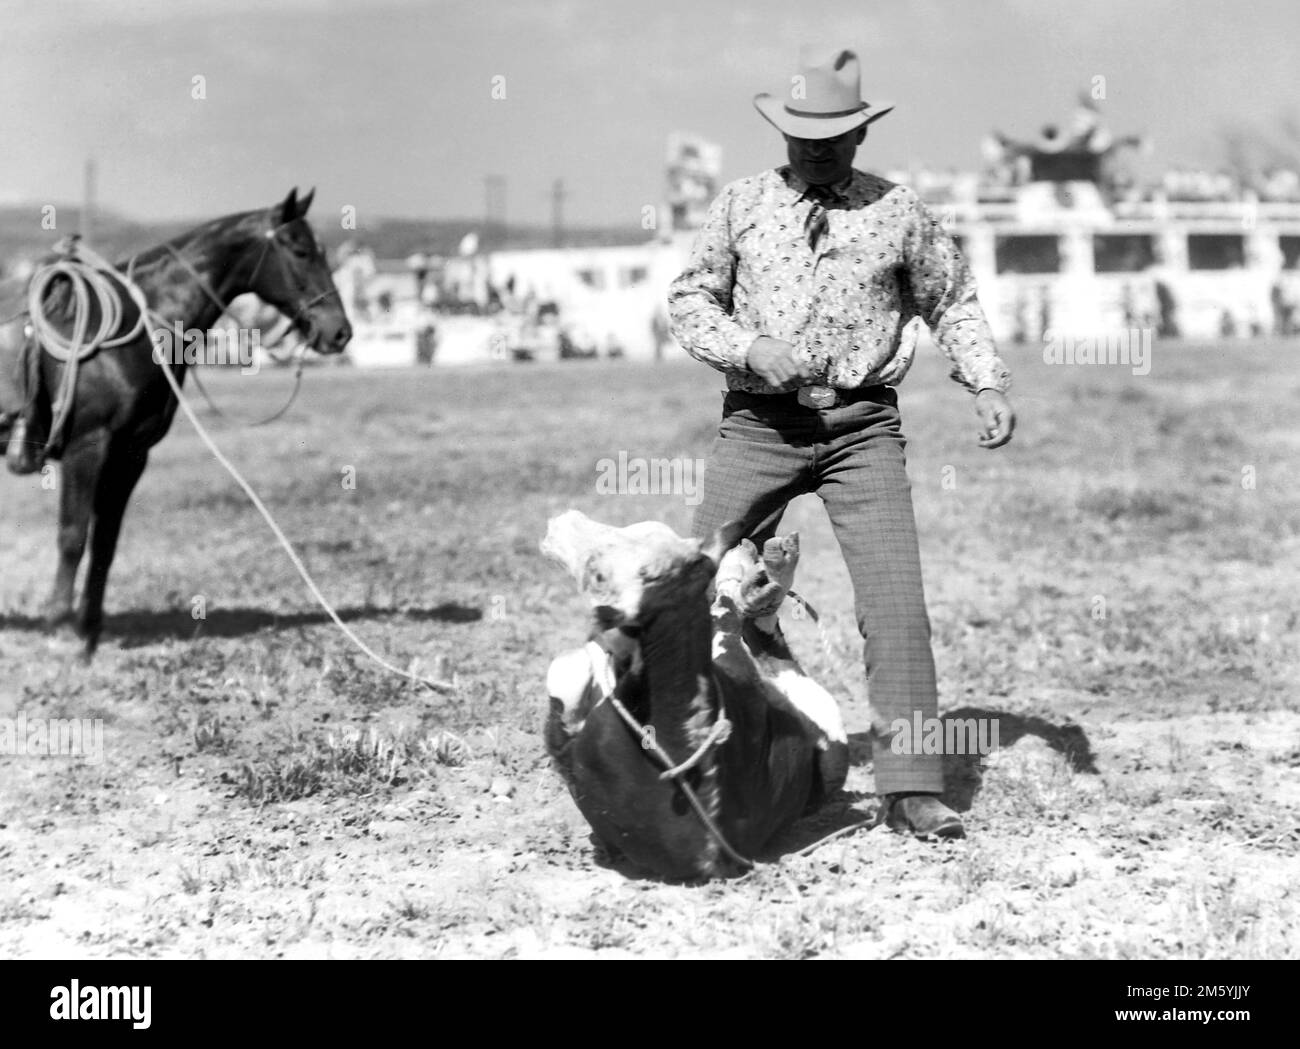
[667,166,1011,395]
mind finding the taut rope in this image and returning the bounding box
[592,585,881,876]
[603,690,754,872]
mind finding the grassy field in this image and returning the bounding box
[0,336,1297,958]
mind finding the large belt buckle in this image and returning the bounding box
[797,385,837,409]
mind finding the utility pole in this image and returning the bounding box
[551,178,566,248]
[82,157,97,245]
[484,175,506,249]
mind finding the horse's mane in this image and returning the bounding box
[118,207,273,272]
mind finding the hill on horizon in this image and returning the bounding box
[0,203,649,269]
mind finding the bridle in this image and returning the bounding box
[147,215,345,426]
[157,215,344,347]
[244,217,346,337]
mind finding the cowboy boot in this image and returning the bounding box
[882,793,966,840]
[5,412,44,475]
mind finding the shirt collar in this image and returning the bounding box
[779,165,859,205]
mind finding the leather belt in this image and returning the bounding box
[725,384,894,411]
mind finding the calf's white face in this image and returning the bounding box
[541,511,739,627]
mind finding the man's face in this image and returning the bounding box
[785,126,867,186]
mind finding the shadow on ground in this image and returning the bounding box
[760,793,881,858]
[0,602,482,647]
[584,793,882,883]
[848,706,1098,813]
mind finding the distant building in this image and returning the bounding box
[902,97,1300,341]
[334,109,1300,368]
[332,134,714,366]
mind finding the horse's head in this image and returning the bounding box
[244,187,352,355]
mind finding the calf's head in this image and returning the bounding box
[541,510,745,630]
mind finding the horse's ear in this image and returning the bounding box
[277,187,300,223]
[298,187,316,216]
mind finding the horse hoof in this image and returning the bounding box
[43,611,76,634]
[44,631,82,659]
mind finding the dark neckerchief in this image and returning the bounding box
[801,180,850,251]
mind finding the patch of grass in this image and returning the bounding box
[193,714,231,754]
[1172,875,1283,959]
[387,897,433,923]
[0,895,52,923]
[178,857,326,893]
[751,891,885,959]
[1076,486,1201,529]
[235,753,327,805]
[977,743,1097,821]
[566,899,646,951]
[232,725,470,804]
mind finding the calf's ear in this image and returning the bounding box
[700,519,748,566]
[540,509,599,584]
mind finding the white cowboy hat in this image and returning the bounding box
[754,46,894,140]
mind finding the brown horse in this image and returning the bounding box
[0,188,351,657]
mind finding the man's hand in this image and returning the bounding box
[746,336,816,390]
[975,389,1015,448]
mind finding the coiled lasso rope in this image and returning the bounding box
[25,241,455,694]
[25,249,147,453]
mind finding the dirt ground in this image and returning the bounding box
[1,340,1296,958]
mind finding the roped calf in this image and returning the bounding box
[542,510,847,879]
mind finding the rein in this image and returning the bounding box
[187,353,306,428]
[156,226,340,427]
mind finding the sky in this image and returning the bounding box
[0,0,1295,229]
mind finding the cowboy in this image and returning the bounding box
[668,46,1015,840]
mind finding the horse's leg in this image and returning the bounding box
[78,443,149,657]
[44,429,109,631]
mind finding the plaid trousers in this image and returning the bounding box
[691,387,943,794]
